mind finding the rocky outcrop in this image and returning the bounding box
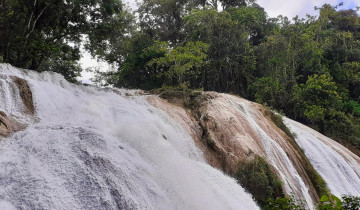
[149,92,323,208]
[0,74,34,138]
[11,76,35,115]
[0,111,24,137]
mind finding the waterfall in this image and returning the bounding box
[0,64,258,210]
[285,117,360,198]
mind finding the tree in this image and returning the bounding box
[220,0,247,10]
[183,8,255,95]
[227,5,271,45]
[148,41,209,86]
[38,59,81,83]
[115,33,168,89]
[0,0,131,81]
[138,0,191,45]
[295,74,342,121]
[250,77,284,108]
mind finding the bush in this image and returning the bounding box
[323,110,360,147]
[318,195,343,210]
[156,86,187,99]
[265,110,296,140]
[234,155,283,205]
[341,195,360,210]
[343,100,360,117]
[264,196,304,210]
[154,84,206,117]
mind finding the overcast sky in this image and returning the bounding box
[78,0,359,83]
[257,0,359,19]
[121,0,359,19]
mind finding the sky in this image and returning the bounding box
[257,0,359,19]
[78,0,359,83]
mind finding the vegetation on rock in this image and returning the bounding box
[234,155,283,206]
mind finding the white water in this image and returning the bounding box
[0,64,258,210]
[225,96,314,209]
[284,117,360,198]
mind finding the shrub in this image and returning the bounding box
[341,195,360,210]
[323,110,360,147]
[265,110,296,140]
[343,100,360,117]
[234,155,283,205]
[264,196,304,210]
[318,195,343,210]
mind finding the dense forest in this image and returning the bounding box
[1,0,360,155]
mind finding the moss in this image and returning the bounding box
[265,109,296,140]
[234,155,284,206]
[153,86,186,99]
[153,86,206,117]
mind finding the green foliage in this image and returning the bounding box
[318,194,360,210]
[137,0,190,44]
[31,0,359,155]
[154,84,206,112]
[148,41,209,85]
[322,110,360,146]
[318,195,343,210]
[183,8,256,95]
[342,62,360,99]
[227,6,273,45]
[341,195,360,210]
[266,110,295,140]
[234,155,283,205]
[264,194,360,210]
[296,74,342,115]
[264,196,304,210]
[292,74,360,148]
[294,74,340,123]
[84,0,360,155]
[250,77,284,108]
[343,101,360,117]
[38,59,81,83]
[0,0,132,81]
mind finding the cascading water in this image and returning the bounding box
[225,96,314,209]
[284,117,360,198]
[2,63,360,210]
[0,64,259,210]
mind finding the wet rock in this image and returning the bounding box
[11,76,34,115]
[0,111,25,137]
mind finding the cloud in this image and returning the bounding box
[256,0,358,19]
[123,0,359,19]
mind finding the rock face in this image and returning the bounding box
[149,92,324,208]
[0,73,33,137]
[10,76,35,115]
[0,111,24,137]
